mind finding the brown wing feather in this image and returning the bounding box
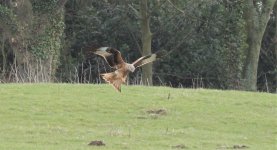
[94,47,125,68]
[132,50,166,68]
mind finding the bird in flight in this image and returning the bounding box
[93,47,166,92]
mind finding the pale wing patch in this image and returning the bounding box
[132,50,166,68]
[98,47,110,51]
[133,54,157,68]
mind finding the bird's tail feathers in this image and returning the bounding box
[101,72,122,92]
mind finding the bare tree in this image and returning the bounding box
[140,0,153,85]
[274,2,277,93]
[1,0,67,82]
[242,0,276,91]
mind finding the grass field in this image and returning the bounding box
[0,84,276,150]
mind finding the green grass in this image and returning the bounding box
[0,84,276,150]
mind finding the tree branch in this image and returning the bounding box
[128,4,141,18]
[53,0,68,14]
[260,0,276,28]
[167,0,185,14]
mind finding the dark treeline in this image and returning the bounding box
[0,0,276,93]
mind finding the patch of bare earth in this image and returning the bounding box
[147,108,167,115]
[172,144,187,149]
[88,140,105,146]
[146,108,167,119]
[217,144,249,149]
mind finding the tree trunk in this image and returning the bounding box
[275,42,277,93]
[242,0,276,91]
[1,34,6,74]
[140,0,153,85]
[9,0,34,82]
[6,0,66,82]
[242,23,263,91]
[275,2,277,93]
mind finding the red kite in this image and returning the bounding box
[93,47,165,92]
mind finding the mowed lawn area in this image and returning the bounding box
[0,84,276,150]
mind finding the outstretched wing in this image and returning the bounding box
[132,50,166,68]
[94,47,125,68]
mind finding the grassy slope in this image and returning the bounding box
[0,84,276,150]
